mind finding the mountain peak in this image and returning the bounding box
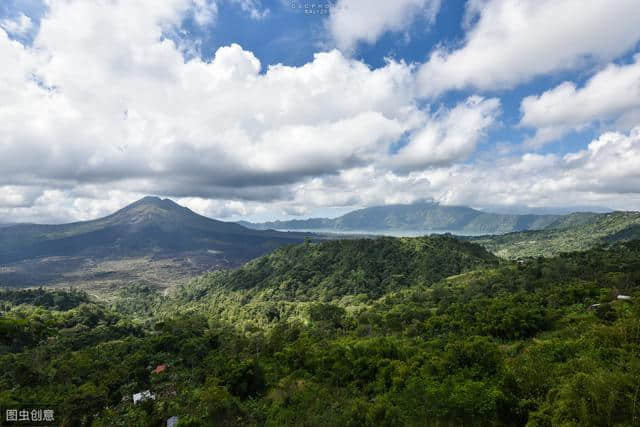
[129,196,180,209]
[0,196,309,285]
[137,195,163,204]
[107,196,193,226]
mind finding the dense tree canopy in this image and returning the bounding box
[0,238,639,426]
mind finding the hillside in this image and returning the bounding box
[472,211,640,258]
[165,235,499,324]
[0,197,309,288]
[241,201,563,234]
[1,239,639,426]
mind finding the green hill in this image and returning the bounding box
[167,235,499,325]
[471,211,640,258]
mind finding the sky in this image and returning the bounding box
[1,0,640,223]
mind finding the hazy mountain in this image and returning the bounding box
[0,197,310,287]
[240,201,565,234]
[476,204,613,215]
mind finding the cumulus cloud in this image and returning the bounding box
[444,127,640,209]
[520,55,640,147]
[390,96,501,171]
[278,127,640,216]
[0,0,497,222]
[417,0,640,98]
[1,0,640,224]
[326,0,441,52]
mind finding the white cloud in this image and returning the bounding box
[230,0,269,20]
[1,0,640,224]
[3,127,640,222]
[277,127,640,216]
[192,0,219,26]
[189,0,268,25]
[417,0,640,98]
[326,0,441,52]
[2,0,489,222]
[390,96,500,171]
[0,1,415,187]
[0,13,33,37]
[0,186,42,208]
[520,55,640,147]
[435,127,640,210]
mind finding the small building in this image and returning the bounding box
[167,416,180,427]
[617,295,632,301]
[133,390,155,404]
[588,303,601,310]
[152,364,168,374]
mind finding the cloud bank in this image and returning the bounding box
[1,0,640,223]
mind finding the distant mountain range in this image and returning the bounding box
[239,201,575,234]
[3,198,638,289]
[0,197,309,288]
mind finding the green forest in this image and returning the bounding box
[1,236,639,426]
[471,211,640,259]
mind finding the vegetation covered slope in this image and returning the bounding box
[471,211,640,258]
[241,202,562,234]
[2,239,639,426]
[165,236,499,324]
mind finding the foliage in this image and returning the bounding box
[0,287,90,311]
[472,211,640,258]
[165,235,499,326]
[0,239,639,426]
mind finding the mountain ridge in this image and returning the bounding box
[470,211,640,258]
[239,201,579,234]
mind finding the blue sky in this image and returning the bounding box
[1,0,640,223]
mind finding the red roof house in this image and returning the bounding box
[152,364,168,374]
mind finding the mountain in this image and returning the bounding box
[240,201,564,234]
[0,197,310,288]
[475,204,613,215]
[470,211,640,258]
